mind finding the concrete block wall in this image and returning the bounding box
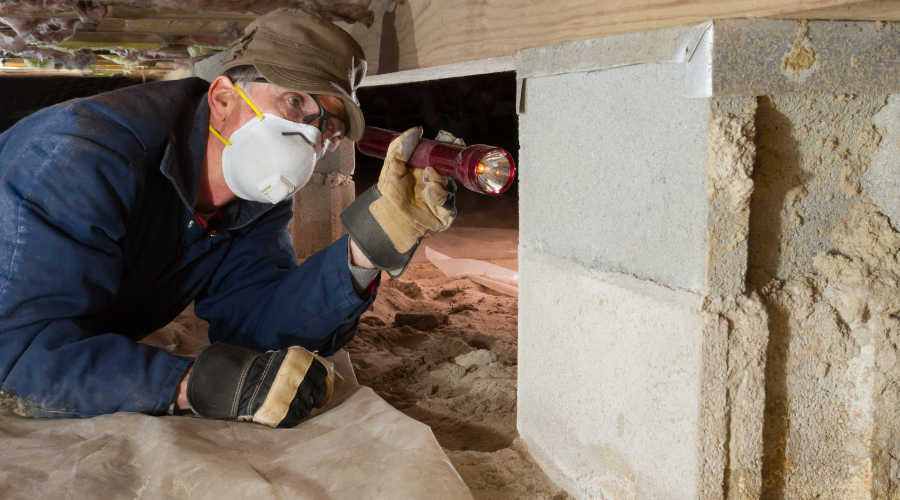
[517,20,900,499]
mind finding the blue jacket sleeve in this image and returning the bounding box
[0,130,191,418]
[194,201,377,356]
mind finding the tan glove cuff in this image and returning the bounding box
[340,186,421,278]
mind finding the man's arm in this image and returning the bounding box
[0,131,191,417]
[172,226,378,411]
[193,201,378,357]
[350,239,375,269]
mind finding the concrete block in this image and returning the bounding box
[519,63,712,292]
[518,248,707,499]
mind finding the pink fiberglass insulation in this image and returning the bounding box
[0,16,81,43]
[0,0,376,70]
[0,29,95,68]
[0,1,107,23]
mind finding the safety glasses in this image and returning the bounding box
[252,78,346,151]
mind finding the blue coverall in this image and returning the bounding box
[0,77,376,418]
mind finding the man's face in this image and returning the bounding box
[244,82,347,151]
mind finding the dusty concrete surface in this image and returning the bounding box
[517,56,773,498]
[519,249,707,499]
[518,62,711,293]
[518,89,900,497]
[746,92,900,499]
[515,19,900,499]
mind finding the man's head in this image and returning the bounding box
[219,8,367,141]
[199,9,367,208]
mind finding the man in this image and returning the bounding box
[0,9,456,428]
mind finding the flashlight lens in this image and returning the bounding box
[475,150,512,193]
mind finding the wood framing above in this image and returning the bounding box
[339,0,900,76]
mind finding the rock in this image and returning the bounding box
[360,315,386,326]
[440,288,460,297]
[455,349,497,369]
[423,362,467,392]
[416,336,472,358]
[394,311,449,331]
[391,280,423,299]
[450,304,476,314]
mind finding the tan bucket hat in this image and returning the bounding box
[220,8,368,141]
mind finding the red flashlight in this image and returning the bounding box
[356,127,516,195]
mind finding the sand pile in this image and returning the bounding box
[345,259,569,499]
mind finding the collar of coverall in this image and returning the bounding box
[159,89,283,231]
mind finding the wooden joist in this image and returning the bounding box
[0,21,243,40]
[341,0,900,75]
[32,32,194,45]
[0,57,169,76]
[73,19,249,36]
[771,0,900,20]
[0,5,256,22]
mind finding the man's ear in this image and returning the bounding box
[208,75,238,123]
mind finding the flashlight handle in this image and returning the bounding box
[357,126,516,195]
[356,127,461,178]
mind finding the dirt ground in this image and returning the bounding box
[345,258,569,500]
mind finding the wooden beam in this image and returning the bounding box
[74,19,249,36]
[769,0,900,20]
[0,5,256,21]
[360,55,515,87]
[50,32,194,44]
[340,0,900,75]
[0,22,241,39]
[0,63,168,77]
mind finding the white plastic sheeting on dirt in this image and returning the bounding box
[426,247,519,297]
[0,340,473,500]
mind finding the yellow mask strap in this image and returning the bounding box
[208,84,265,147]
[209,125,231,147]
[234,85,264,120]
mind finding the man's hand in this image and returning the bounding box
[369,127,456,253]
[340,127,458,278]
[184,343,336,428]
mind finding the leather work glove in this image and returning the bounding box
[341,127,458,278]
[186,343,336,428]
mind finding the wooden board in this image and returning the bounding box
[339,0,900,75]
[360,55,515,87]
[771,0,900,20]
[75,19,250,36]
[0,5,256,21]
[51,33,192,44]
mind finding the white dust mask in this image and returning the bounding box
[210,86,325,204]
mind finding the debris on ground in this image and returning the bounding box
[346,260,570,500]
